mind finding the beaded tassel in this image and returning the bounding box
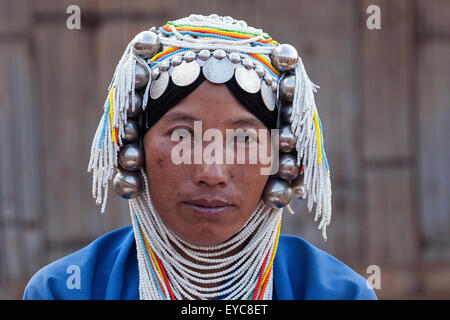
[87,42,152,213]
[290,58,332,240]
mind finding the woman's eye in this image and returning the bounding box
[235,131,257,144]
[170,127,193,140]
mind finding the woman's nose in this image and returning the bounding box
[192,162,230,187]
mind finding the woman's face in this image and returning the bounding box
[143,80,272,246]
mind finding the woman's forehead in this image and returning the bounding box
[160,81,266,128]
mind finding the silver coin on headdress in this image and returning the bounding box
[260,81,276,111]
[234,65,260,94]
[202,57,235,84]
[150,71,169,100]
[171,60,201,87]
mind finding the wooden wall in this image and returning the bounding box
[0,0,449,299]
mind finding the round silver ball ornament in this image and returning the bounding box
[262,178,293,209]
[198,50,211,61]
[113,169,144,199]
[255,64,265,77]
[213,49,227,60]
[151,67,160,80]
[118,143,145,171]
[123,119,140,144]
[228,52,241,64]
[280,75,296,102]
[291,171,306,199]
[159,60,171,72]
[134,63,149,90]
[271,81,278,92]
[277,153,299,181]
[171,55,183,67]
[279,125,297,153]
[280,103,293,124]
[183,51,197,62]
[132,30,160,58]
[264,74,272,85]
[271,44,299,72]
[242,58,255,69]
[127,94,142,118]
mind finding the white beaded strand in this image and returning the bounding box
[129,168,281,300]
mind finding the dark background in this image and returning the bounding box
[0,0,449,299]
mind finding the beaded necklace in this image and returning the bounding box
[129,168,282,300]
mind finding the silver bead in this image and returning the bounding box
[127,94,142,118]
[271,44,299,72]
[224,16,234,24]
[279,125,297,152]
[171,55,183,66]
[242,58,255,69]
[264,74,272,85]
[183,51,197,62]
[271,80,278,92]
[291,172,306,199]
[151,67,160,80]
[262,178,293,209]
[132,30,160,58]
[280,75,296,102]
[123,119,140,144]
[255,64,265,77]
[213,49,226,60]
[113,169,144,199]
[134,63,149,90]
[280,103,293,124]
[209,14,219,20]
[278,153,299,181]
[238,20,248,28]
[228,52,241,64]
[198,49,211,61]
[118,143,145,171]
[159,60,171,72]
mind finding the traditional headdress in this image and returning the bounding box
[87,14,332,300]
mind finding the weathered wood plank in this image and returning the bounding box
[362,0,413,160]
[365,167,417,265]
[417,40,450,260]
[417,0,450,38]
[0,0,30,35]
[0,33,44,281]
[33,22,101,244]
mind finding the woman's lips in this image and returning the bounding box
[181,200,235,219]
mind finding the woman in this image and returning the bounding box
[24,14,377,300]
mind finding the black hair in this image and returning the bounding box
[142,72,278,135]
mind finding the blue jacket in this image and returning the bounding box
[23,225,377,300]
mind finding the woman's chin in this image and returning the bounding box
[176,227,235,247]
